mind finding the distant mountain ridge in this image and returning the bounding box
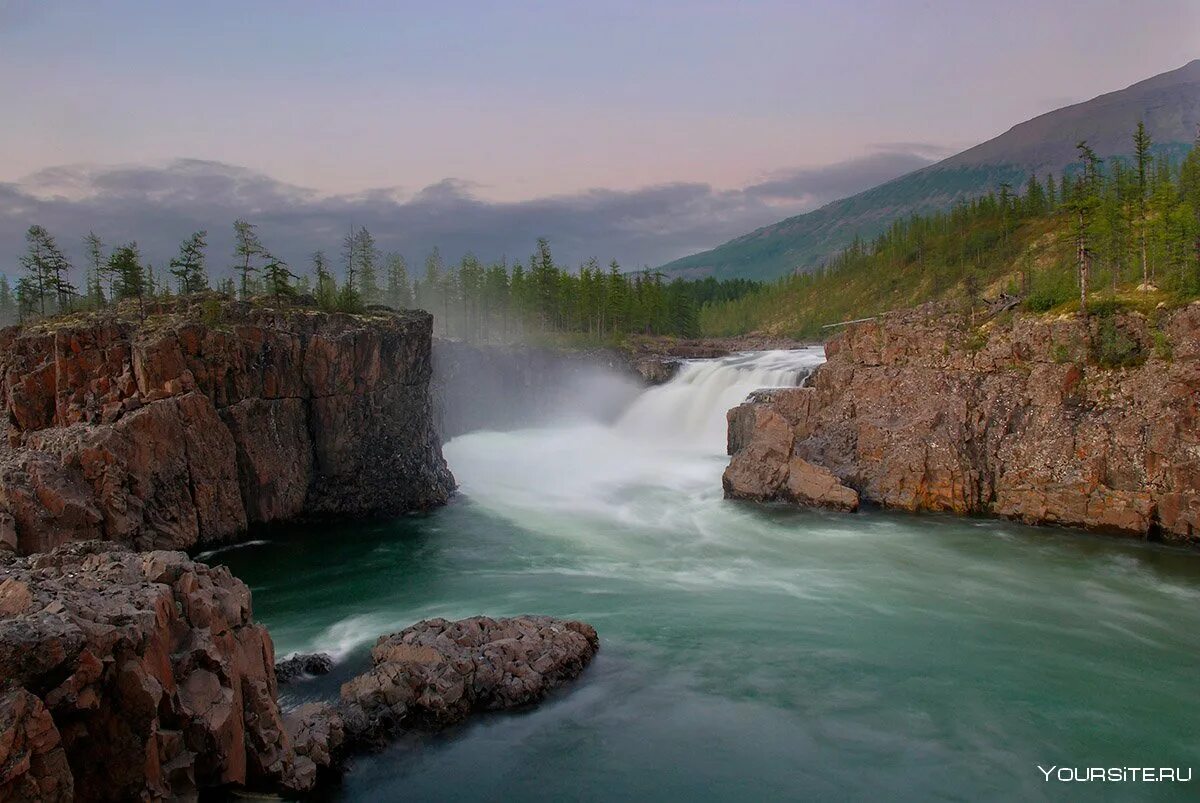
[661,59,1200,281]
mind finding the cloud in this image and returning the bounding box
[0,149,935,280]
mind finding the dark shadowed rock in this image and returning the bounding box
[276,652,335,684]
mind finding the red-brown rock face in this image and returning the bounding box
[0,542,311,801]
[0,300,455,554]
[724,303,1200,544]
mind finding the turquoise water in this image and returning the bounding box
[210,352,1200,801]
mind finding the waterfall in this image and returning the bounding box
[615,348,826,449]
[443,348,826,533]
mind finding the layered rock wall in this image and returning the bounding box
[725,304,1200,543]
[0,299,454,554]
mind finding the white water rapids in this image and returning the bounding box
[443,348,826,537]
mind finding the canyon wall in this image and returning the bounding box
[0,299,454,555]
[725,303,1200,544]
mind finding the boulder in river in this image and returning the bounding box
[340,615,600,746]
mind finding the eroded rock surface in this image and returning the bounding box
[0,542,310,801]
[0,297,454,554]
[340,616,600,746]
[724,303,1200,543]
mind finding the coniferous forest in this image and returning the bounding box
[5,221,757,342]
[702,127,1200,337]
[6,126,1199,343]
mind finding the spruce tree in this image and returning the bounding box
[109,243,147,317]
[262,253,297,300]
[83,231,107,308]
[1069,141,1103,314]
[1134,121,1153,284]
[353,228,380,304]
[0,275,13,325]
[169,230,209,295]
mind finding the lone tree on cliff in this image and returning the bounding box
[232,219,265,300]
[169,230,209,295]
[312,250,337,310]
[350,227,381,305]
[83,231,108,308]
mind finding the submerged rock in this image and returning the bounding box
[276,652,335,683]
[340,615,600,747]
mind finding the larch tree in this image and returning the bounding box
[232,219,265,299]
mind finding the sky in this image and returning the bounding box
[1,0,1198,273]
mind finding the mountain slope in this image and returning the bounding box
[662,59,1200,281]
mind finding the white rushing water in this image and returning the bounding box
[444,348,826,539]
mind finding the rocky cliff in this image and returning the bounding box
[725,304,1200,544]
[0,542,600,800]
[0,298,454,555]
[0,542,303,801]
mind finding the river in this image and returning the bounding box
[211,349,1200,801]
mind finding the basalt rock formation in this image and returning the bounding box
[0,543,601,799]
[0,297,454,554]
[0,542,305,800]
[725,303,1200,544]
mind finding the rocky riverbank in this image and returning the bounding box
[725,303,1200,544]
[0,542,599,800]
[0,297,454,555]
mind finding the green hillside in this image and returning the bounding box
[698,133,1200,339]
[663,59,1200,281]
